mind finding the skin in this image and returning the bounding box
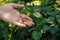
[0,3,34,27]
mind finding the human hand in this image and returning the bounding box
[0,3,34,27]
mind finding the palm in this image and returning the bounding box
[0,3,34,27]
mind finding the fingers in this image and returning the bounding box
[20,14,33,21]
[2,3,24,9]
[12,3,24,8]
[18,18,34,27]
[24,20,34,26]
[13,21,26,27]
[19,14,34,26]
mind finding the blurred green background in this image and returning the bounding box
[0,0,60,40]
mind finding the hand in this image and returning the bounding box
[0,3,34,27]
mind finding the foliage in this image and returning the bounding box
[0,0,60,40]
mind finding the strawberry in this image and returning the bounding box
[22,18,26,23]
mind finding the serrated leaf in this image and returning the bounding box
[56,15,60,23]
[32,31,42,40]
[33,12,42,18]
[50,25,59,34]
[45,17,55,23]
[43,25,51,31]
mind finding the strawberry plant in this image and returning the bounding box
[0,0,60,40]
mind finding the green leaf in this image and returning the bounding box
[43,25,51,31]
[42,0,49,6]
[56,15,60,23]
[45,17,55,23]
[50,25,59,34]
[33,12,42,18]
[44,0,49,6]
[32,31,42,40]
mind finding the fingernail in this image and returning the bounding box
[30,21,35,25]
